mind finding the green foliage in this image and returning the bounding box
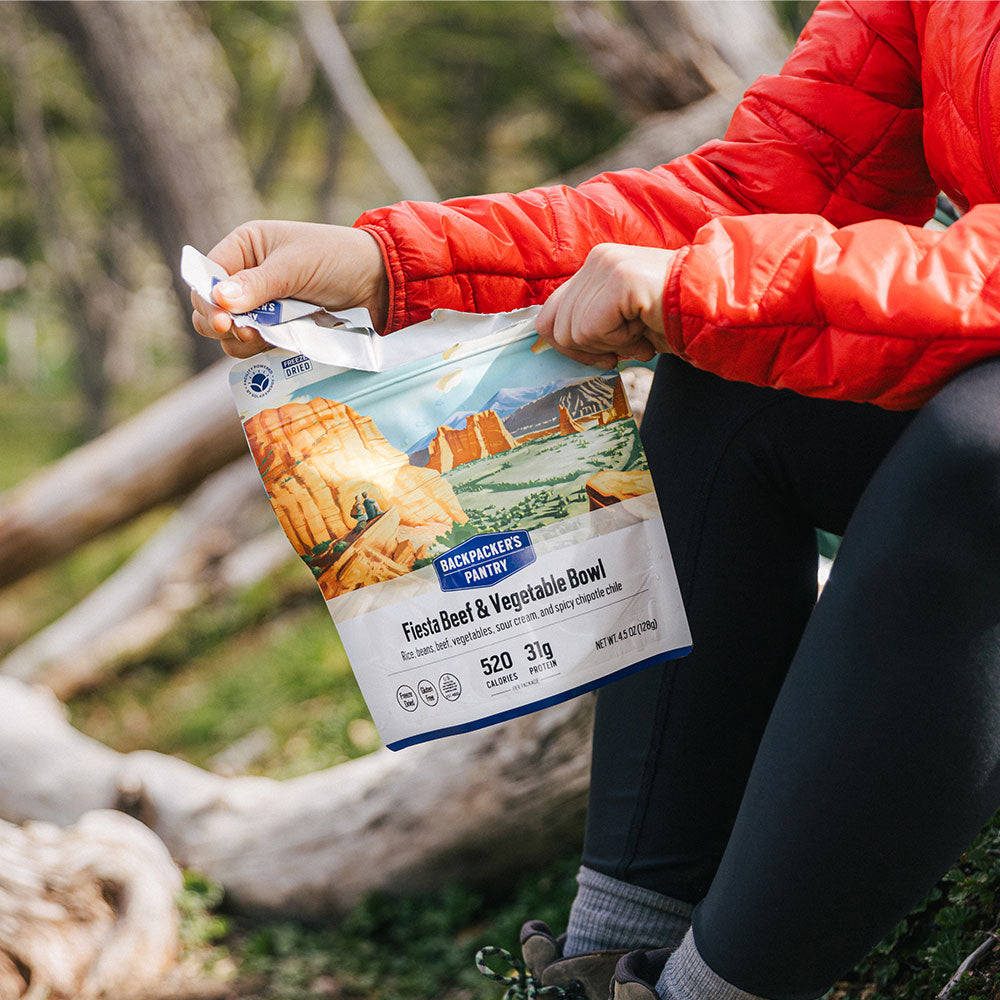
[349,1,629,196]
[201,0,630,213]
[68,565,381,776]
[178,870,231,952]
[210,853,581,1000]
[0,382,89,491]
[830,813,1000,999]
[0,19,116,263]
[433,518,486,553]
[771,1,819,38]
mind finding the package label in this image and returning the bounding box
[229,314,691,749]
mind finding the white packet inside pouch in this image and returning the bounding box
[184,246,691,750]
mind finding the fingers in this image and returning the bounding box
[537,244,672,366]
[191,284,271,360]
[190,289,231,338]
[542,337,620,369]
[191,224,281,359]
[220,332,272,359]
[205,230,284,320]
[190,220,393,362]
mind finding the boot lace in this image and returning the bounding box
[475,945,585,1000]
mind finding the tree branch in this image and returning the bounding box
[298,2,440,202]
[936,931,1000,999]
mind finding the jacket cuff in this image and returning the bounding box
[354,222,405,335]
[661,244,691,356]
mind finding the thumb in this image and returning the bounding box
[211,264,282,314]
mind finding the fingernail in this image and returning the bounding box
[216,279,242,301]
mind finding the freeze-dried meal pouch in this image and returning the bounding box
[183,246,691,750]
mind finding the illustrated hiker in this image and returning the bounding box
[350,494,368,532]
[362,491,383,520]
[193,2,1000,998]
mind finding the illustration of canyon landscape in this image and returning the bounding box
[244,367,653,599]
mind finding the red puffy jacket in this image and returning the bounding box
[356,1,1000,410]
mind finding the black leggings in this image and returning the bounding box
[583,354,1000,1000]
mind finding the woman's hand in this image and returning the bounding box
[190,221,389,359]
[535,244,675,369]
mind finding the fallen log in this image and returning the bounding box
[0,809,181,999]
[0,677,594,918]
[0,459,279,695]
[0,360,246,590]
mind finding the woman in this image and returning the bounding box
[192,3,1000,998]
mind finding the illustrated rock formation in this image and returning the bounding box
[586,470,654,510]
[558,404,584,435]
[596,377,632,425]
[425,409,516,472]
[244,398,468,596]
[332,508,411,594]
[502,373,633,443]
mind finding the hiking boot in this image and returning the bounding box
[476,920,627,1000]
[522,919,630,999]
[610,949,672,1000]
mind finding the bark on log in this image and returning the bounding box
[558,1,718,116]
[0,459,279,695]
[558,0,788,120]
[0,677,594,918]
[0,809,181,999]
[0,360,246,590]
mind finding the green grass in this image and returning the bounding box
[0,505,175,657]
[179,853,583,1000]
[0,381,86,492]
[0,378,181,656]
[172,814,1000,1000]
[69,568,379,775]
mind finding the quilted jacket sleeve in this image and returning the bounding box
[662,205,1000,409]
[355,0,937,335]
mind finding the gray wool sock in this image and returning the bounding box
[656,928,767,1000]
[563,866,693,957]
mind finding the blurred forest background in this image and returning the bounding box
[2,2,1000,999]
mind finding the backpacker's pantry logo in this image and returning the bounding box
[243,363,274,398]
[434,530,535,591]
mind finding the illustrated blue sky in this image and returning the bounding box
[290,337,598,453]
